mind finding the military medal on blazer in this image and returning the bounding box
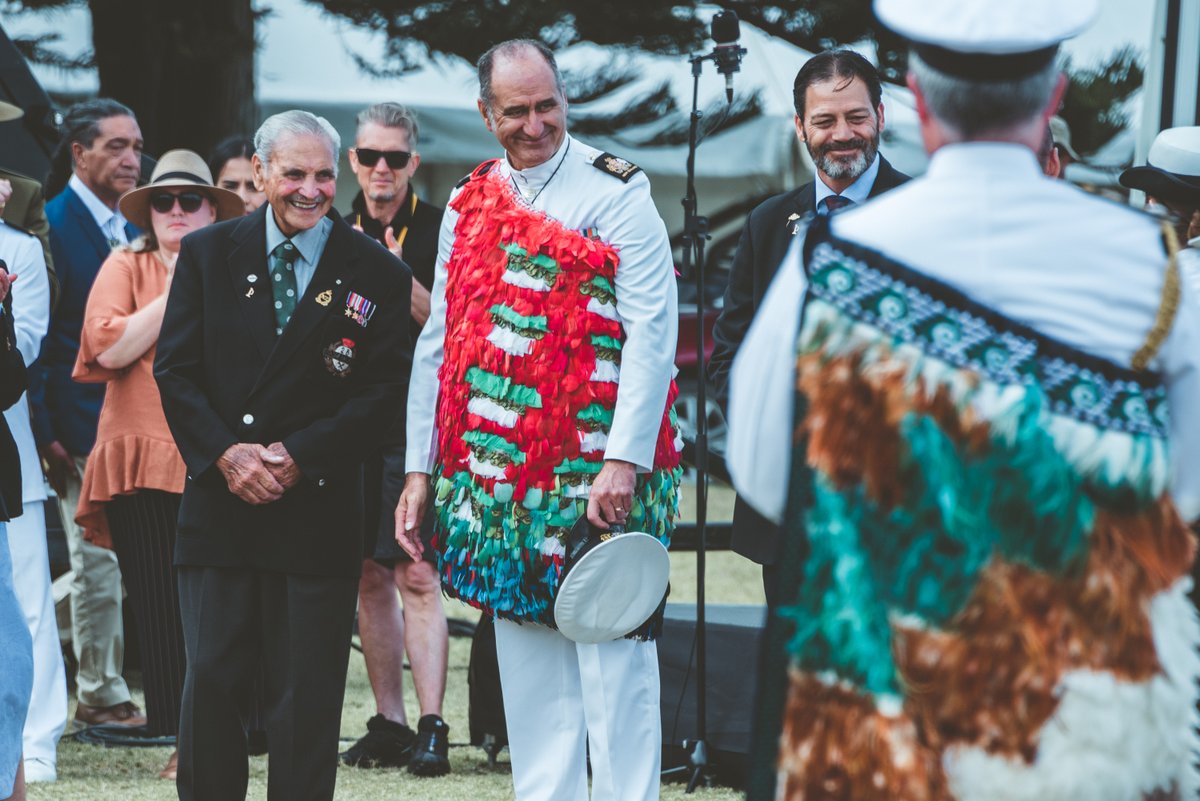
[343,291,376,328]
[322,337,356,377]
[230,234,381,385]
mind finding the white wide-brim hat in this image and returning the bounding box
[118,149,245,230]
[1120,126,1200,208]
[1050,115,1081,161]
[554,517,669,644]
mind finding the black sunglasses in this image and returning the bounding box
[150,191,207,214]
[354,148,412,169]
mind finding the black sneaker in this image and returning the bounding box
[407,714,451,777]
[340,714,416,768]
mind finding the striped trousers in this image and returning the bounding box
[107,490,186,737]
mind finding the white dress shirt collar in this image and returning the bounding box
[264,208,331,267]
[264,209,332,299]
[504,136,573,201]
[68,173,131,243]
[814,152,882,211]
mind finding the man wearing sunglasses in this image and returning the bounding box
[340,103,452,776]
[347,104,439,330]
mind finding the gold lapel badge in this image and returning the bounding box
[316,289,333,307]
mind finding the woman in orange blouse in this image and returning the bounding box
[73,150,241,779]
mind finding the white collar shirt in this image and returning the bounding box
[813,152,881,213]
[264,209,331,299]
[69,173,131,246]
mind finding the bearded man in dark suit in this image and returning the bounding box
[708,50,910,602]
[155,109,411,801]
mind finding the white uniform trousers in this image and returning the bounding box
[5,501,67,764]
[494,618,661,801]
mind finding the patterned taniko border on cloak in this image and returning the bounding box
[770,230,1198,800]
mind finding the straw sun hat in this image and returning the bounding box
[118,149,244,230]
[0,100,23,122]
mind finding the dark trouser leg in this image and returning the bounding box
[761,561,781,608]
[176,566,258,801]
[259,571,358,801]
[107,491,186,737]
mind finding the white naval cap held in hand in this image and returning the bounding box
[875,0,1098,79]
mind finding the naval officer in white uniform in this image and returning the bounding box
[397,38,679,801]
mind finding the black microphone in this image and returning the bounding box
[711,10,746,104]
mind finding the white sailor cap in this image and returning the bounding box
[875,0,1097,81]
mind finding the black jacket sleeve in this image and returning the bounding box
[708,214,761,407]
[0,263,28,410]
[154,235,240,479]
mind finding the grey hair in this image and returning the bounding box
[356,102,420,148]
[254,110,341,175]
[909,51,1059,140]
[477,39,565,117]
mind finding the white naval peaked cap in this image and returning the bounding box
[875,0,1097,80]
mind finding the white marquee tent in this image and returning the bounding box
[2,0,928,233]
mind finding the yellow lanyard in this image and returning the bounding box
[357,189,417,249]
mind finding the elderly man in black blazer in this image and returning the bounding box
[155,110,412,801]
[708,50,909,603]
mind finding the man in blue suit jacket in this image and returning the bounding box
[28,98,147,729]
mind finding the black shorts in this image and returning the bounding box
[362,453,438,567]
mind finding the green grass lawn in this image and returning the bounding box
[30,482,760,800]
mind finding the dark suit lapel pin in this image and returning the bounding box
[246,287,255,298]
[246,273,258,297]
[316,289,333,307]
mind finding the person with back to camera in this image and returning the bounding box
[730,0,1200,797]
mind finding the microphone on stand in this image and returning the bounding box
[711,10,746,103]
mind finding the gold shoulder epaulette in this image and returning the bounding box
[591,152,642,183]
